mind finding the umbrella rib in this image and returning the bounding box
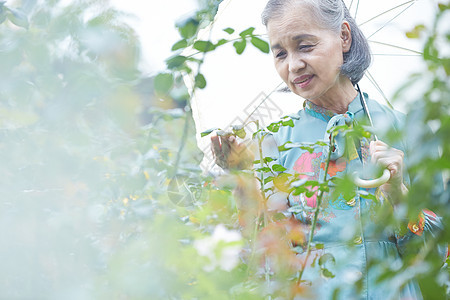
[369,40,423,55]
[354,0,361,21]
[359,0,416,27]
[349,0,355,11]
[372,53,421,56]
[365,70,394,109]
[367,1,417,39]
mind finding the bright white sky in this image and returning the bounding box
[110,0,199,73]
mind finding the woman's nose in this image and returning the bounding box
[288,54,306,73]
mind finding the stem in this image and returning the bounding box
[171,21,215,177]
[259,130,272,300]
[171,110,191,177]
[247,122,266,278]
[247,209,262,278]
[296,134,335,284]
[246,122,272,299]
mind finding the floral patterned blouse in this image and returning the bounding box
[269,93,445,299]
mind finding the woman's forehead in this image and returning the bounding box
[267,8,325,40]
[267,3,321,32]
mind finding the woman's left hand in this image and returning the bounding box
[370,140,408,201]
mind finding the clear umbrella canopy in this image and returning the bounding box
[190,0,438,172]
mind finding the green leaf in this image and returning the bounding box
[201,128,220,137]
[193,40,216,52]
[264,176,274,184]
[7,7,28,29]
[177,17,199,39]
[273,212,286,221]
[314,140,328,147]
[216,39,228,47]
[223,27,235,34]
[256,167,271,173]
[442,58,450,76]
[321,268,335,279]
[272,164,287,172]
[154,73,174,94]
[195,73,207,89]
[239,27,255,37]
[438,3,450,11]
[264,157,275,163]
[233,39,246,55]
[406,24,425,39]
[267,121,281,132]
[318,253,335,266]
[305,190,315,197]
[278,142,292,152]
[282,119,295,127]
[291,178,307,188]
[232,124,246,139]
[166,55,187,69]
[315,243,324,249]
[250,36,270,53]
[171,39,188,51]
[273,172,291,192]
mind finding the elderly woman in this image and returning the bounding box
[212,0,445,298]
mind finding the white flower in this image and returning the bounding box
[194,224,242,272]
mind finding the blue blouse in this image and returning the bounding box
[269,93,444,299]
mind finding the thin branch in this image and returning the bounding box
[172,13,217,177]
[296,135,334,284]
[172,111,191,177]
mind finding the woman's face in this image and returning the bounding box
[267,4,352,102]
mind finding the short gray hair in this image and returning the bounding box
[262,0,371,85]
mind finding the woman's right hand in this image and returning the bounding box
[211,134,255,170]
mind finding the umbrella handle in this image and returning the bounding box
[351,169,391,188]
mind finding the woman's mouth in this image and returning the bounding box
[293,75,314,88]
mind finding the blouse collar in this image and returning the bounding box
[303,92,365,122]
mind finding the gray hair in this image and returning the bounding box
[262,0,371,85]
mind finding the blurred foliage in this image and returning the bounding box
[0,0,448,299]
[0,0,202,298]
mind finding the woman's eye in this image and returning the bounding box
[299,45,313,51]
[275,51,286,59]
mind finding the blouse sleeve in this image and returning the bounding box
[392,108,447,261]
[395,209,447,261]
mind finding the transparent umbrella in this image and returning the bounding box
[189,0,438,173]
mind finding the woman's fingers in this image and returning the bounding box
[210,134,244,169]
[211,135,227,168]
[369,140,404,186]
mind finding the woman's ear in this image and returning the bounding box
[341,21,352,53]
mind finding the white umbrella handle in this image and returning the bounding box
[352,169,391,188]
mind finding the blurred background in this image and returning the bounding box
[0,0,204,298]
